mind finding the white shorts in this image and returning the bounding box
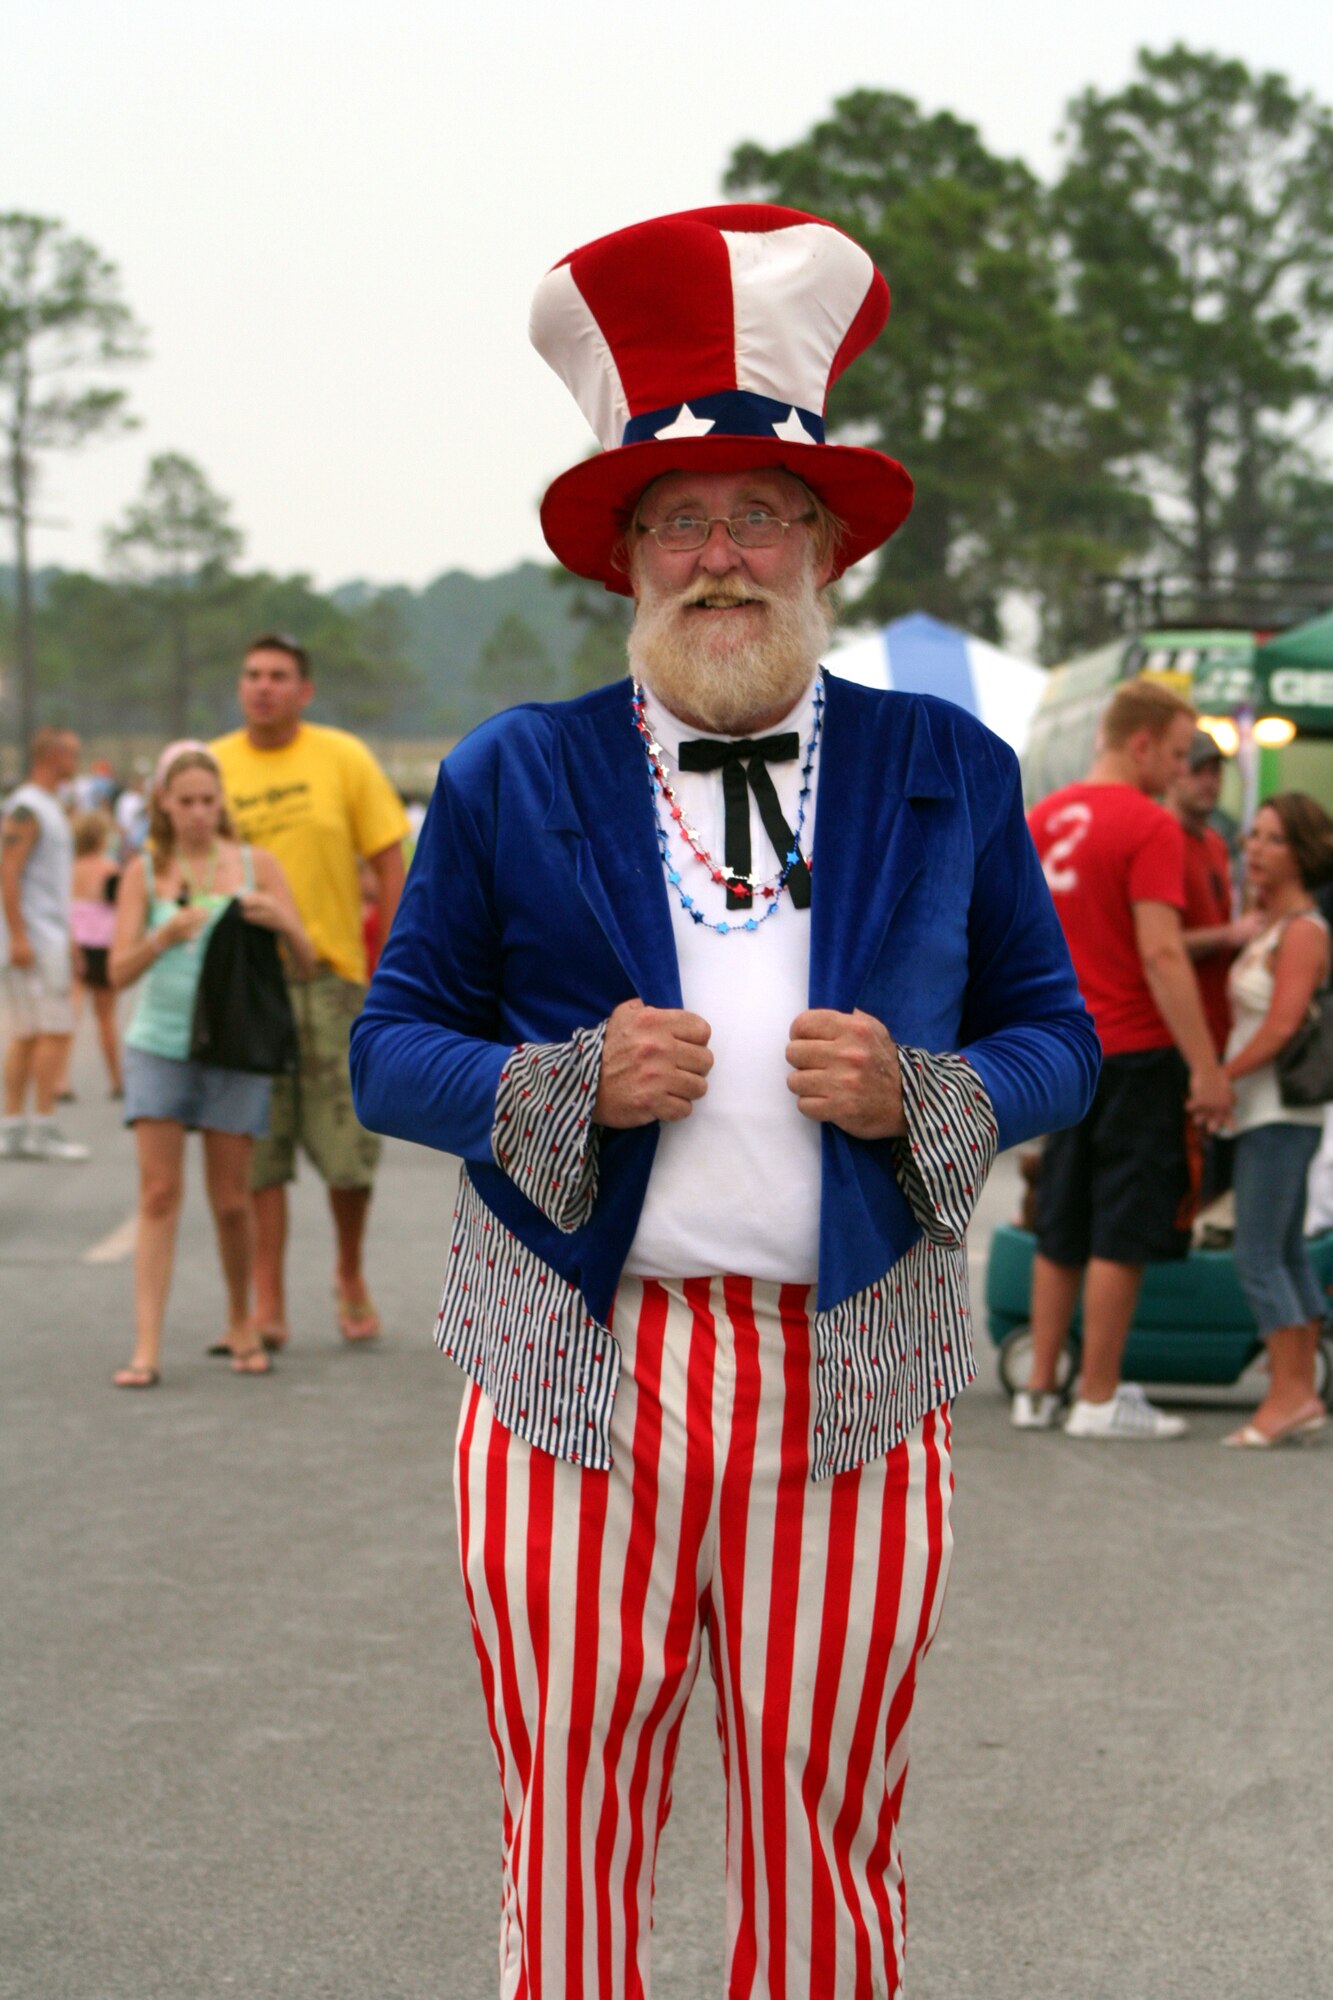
[1,948,74,1038]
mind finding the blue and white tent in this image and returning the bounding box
[825,612,1045,755]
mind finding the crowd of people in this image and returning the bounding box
[4,651,1332,1445]
[1022,681,1333,1447]
[0,633,408,1388]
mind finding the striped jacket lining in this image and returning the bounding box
[436,1040,997,1480]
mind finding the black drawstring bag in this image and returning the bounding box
[1277,988,1333,1107]
[189,899,299,1076]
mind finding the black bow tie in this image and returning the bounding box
[676,732,812,910]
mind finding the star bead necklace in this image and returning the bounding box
[631,674,823,935]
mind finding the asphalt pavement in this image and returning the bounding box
[3,1031,1331,2000]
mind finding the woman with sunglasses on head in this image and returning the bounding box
[108,741,315,1388]
[1221,792,1333,1447]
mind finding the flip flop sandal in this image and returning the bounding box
[113,1365,160,1390]
[230,1348,273,1376]
[335,1288,381,1342]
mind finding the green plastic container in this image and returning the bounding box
[985,1223,1333,1388]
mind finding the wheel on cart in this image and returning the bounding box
[996,1325,1078,1401]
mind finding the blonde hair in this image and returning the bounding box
[1102,678,1195,749]
[148,748,233,860]
[72,808,113,858]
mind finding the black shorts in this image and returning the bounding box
[1035,1047,1195,1267]
[78,945,110,990]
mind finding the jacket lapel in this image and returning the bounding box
[809,677,957,1011]
[545,684,683,1008]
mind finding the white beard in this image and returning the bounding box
[628,563,834,735]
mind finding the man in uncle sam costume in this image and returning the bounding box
[352,205,1098,1998]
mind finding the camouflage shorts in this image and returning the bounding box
[250,971,382,1192]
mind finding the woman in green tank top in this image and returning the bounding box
[109,742,314,1388]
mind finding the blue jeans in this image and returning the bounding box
[1232,1122,1325,1336]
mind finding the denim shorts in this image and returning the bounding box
[122,1044,271,1137]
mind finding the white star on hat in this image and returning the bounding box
[653,404,717,440]
[771,407,818,444]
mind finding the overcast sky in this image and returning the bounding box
[6,1,1331,594]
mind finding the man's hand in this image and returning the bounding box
[1188,1060,1235,1134]
[1225,910,1266,951]
[593,999,713,1127]
[8,932,35,970]
[786,1008,906,1139]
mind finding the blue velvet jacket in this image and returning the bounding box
[351,674,1099,1329]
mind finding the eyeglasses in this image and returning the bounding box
[637,507,815,552]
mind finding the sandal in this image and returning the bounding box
[1222,1400,1326,1448]
[335,1285,381,1343]
[230,1346,273,1376]
[113,1364,159,1390]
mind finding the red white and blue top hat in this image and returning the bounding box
[530,203,914,594]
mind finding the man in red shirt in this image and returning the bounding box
[1020,681,1233,1438]
[1170,730,1257,1055]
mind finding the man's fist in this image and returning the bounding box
[786,1008,905,1140]
[593,999,713,1128]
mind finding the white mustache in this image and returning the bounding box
[678,580,769,609]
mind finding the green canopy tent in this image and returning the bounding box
[1258,610,1333,668]
[1256,611,1333,728]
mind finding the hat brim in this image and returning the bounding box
[539,438,914,595]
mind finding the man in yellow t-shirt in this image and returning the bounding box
[213,633,409,1348]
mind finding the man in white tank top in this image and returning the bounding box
[0,727,90,1162]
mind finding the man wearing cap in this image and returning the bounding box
[352,205,1098,1998]
[1169,730,1256,1058]
[1167,730,1256,1213]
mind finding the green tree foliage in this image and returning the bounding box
[104,453,244,735]
[1054,45,1333,593]
[550,566,633,694]
[473,612,558,715]
[23,563,417,740]
[0,214,145,747]
[238,573,417,730]
[724,90,1157,653]
[345,562,585,736]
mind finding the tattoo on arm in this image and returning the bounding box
[2,806,38,850]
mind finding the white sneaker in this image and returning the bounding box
[1064,1384,1188,1440]
[1011,1390,1063,1430]
[20,1121,91,1163]
[0,1120,26,1160]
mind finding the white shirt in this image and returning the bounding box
[0,781,73,968]
[624,678,825,1283]
[1226,912,1328,1133]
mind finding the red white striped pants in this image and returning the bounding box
[455,1273,954,2000]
